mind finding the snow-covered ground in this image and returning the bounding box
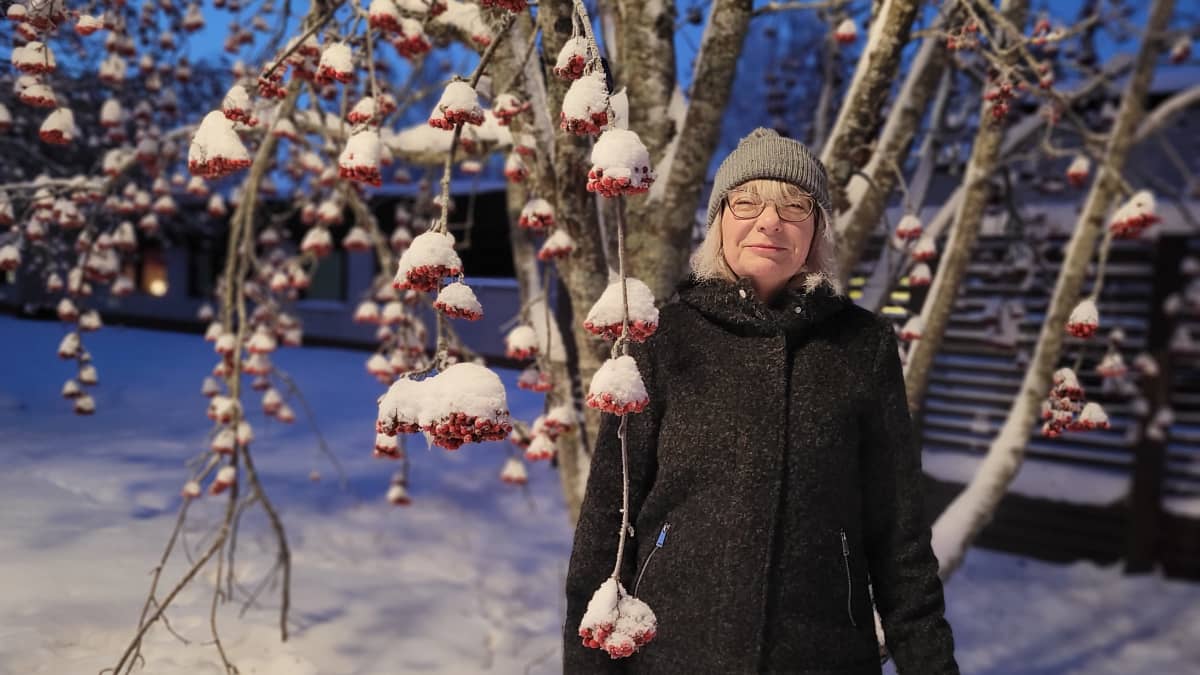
[1,315,1198,675]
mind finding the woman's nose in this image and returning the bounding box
[757,204,783,230]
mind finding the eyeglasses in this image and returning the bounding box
[725,190,816,223]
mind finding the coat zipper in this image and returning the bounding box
[633,522,670,596]
[840,529,857,628]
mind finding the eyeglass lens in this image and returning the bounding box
[727,192,814,222]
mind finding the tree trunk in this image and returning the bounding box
[616,0,678,162]
[931,0,1177,580]
[902,0,1031,417]
[818,0,920,210]
[835,18,952,278]
[536,0,628,525]
[624,0,755,302]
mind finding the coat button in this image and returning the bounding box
[738,289,747,299]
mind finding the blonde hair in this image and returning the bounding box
[689,179,843,295]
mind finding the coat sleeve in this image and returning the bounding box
[860,322,958,674]
[563,341,661,674]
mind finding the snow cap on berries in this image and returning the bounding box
[907,262,932,287]
[587,129,656,197]
[899,316,923,341]
[505,324,538,360]
[518,198,555,231]
[374,431,401,458]
[354,300,381,324]
[394,231,462,291]
[912,235,937,262]
[500,456,528,484]
[12,42,56,74]
[1109,190,1159,239]
[342,225,372,251]
[71,390,95,414]
[0,244,20,271]
[544,403,576,434]
[386,482,411,505]
[579,578,657,658]
[585,278,658,342]
[517,364,553,392]
[833,18,858,44]
[368,0,402,33]
[348,96,379,125]
[492,92,529,124]
[419,363,508,426]
[538,229,576,262]
[57,331,81,359]
[561,71,611,135]
[504,152,529,183]
[420,363,512,449]
[211,428,236,454]
[181,480,202,499]
[707,128,832,232]
[221,84,252,124]
[1066,298,1099,338]
[429,80,484,129]
[1066,154,1090,187]
[318,42,354,83]
[211,465,237,494]
[554,36,589,80]
[1076,402,1110,430]
[525,429,556,461]
[62,378,82,399]
[587,355,649,414]
[377,376,425,435]
[895,214,922,240]
[188,111,251,178]
[1096,352,1127,378]
[39,108,76,144]
[434,281,483,320]
[1052,367,1083,399]
[301,226,333,257]
[580,577,620,648]
[338,128,383,186]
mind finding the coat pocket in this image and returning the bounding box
[839,528,858,628]
[633,522,671,596]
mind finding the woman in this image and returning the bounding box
[563,128,958,674]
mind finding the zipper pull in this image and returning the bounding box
[656,523,670,548]
[840,529,850,557]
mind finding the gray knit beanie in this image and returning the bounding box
[706,128,832,230]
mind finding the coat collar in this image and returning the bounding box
[674,275,849,338]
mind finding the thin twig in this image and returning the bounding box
[271,367,350,489]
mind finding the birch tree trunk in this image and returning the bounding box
[818,0,920,209]
[835,22,952,278]
[536,0,619,525]
[616,0,677,162]
[902,0,1030,417]
[931,0,1177,580]
[624,0,755,302]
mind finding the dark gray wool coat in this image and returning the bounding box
[563,275,958,674]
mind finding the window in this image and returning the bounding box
[140,246,169,297]
[301,249,347,302]
[188,242,220,298]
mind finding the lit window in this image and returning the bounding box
[141,248,168,297]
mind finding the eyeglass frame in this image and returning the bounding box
[724,189,817,223]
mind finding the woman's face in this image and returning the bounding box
[720,182,817,302]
